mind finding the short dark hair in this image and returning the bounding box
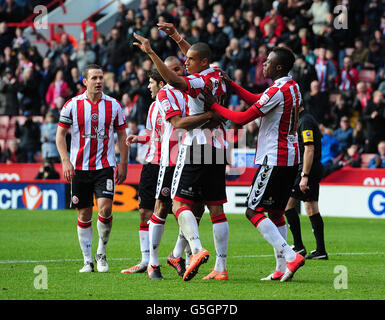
[147,68,165,84]
[83,64,103,79]
[189,42,212,62]
[272,46,295,73]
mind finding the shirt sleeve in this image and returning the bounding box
[300,118,315,145]
[113,100,127,130]
[230,81,263,106]
[251,86,282,115]
[211,102,264,125]
[58,99,73,128]
[181,73,206,98]
[158,89,182,121]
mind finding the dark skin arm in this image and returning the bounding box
[133,33,188,91]
[169,112,214,130]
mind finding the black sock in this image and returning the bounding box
[309,213,326,253]
[285,208,305,249]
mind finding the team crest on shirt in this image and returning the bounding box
[91,112,98,123]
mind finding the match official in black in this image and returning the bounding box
[284,104,328,260]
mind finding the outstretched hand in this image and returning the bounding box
[157,22,176,36]
[133,32,153,54]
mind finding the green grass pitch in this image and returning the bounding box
[0,210,384,300]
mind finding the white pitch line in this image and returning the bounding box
[0,252,383,265]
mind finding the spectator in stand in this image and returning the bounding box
[12,27,30,51]
[0,67,19,115]
[148,26,168,61]
[68,67,83,97]
[56,52,77,83]
[0,0,20,23]
[106,27,131,79]
[217,13,234,41]
[70,39,96,74]
[333,116,354,154]
[34,160,60,180]
[125,118,143,164]
[303,80,330,125]
[57,33,75,57]
[103,72,121,101]
[314,47,337,93]
[320,127,339,175]
[262,23,280,49]
[330,93,351,129]
[291,54,318,96]
[17,67,40,115]
[0,22,13,53]
[200,21,229,62]
[220,38,248,78]
[39,57,56,107]
[363,90,385,153]
[40,111,60,163]
[14,115,41,163]
[336,56,359,93]
[53,25,78,51]
[45,69,70,110]
[249,44,272,92]
[45,39,61,65]
[352,81,372,115]
[15,50,33,82]
[301,43,317,66]
[352,119,367,153]
[260,7,286,39]
[351,38,369,69]
[0,138,25,163]
[93,34,108,68]
[27,46,43,70]
[365,40,384,71]
[0,46,17,74]
[302,0,330,36]
[368,140,385,169]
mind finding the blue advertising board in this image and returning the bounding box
[0,182,66,210]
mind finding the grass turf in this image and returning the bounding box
[0,210,384,300]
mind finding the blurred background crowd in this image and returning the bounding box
[0,0,385,173]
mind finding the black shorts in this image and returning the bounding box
[247,165,298,214]
[171,144,227,205]
[138,163,159,210]
[156,165,174,202]
[291,163,324,202]
[71,167,115,209]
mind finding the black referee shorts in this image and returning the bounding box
[290,163,324,202]
[138,163,159,210]
[71,167,115,209]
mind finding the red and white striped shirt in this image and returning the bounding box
[182,67,227,148]
[211,76,301,167]
[58,91,126,170]
[157,85,187,167]
[253,76,301,166]
[143,101,162,164]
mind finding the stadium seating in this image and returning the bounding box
[361,153,376,168]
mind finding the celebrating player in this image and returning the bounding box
[202,47,305,282]
[133,31,230,281]
[56,64,128,273]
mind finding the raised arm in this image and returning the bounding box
[133,33,188,91]
[157,22,191,56]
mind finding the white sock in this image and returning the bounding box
[256,218,296,262]
[96,214,113,255]
[172,228,188,258]
[275,225,288,272]
[77,219,93,263]
[177,208,202,255]
[211,214,229,272]
[148,214,166,267]
[139,223,150,266]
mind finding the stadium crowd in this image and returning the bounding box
[0,0,385,170]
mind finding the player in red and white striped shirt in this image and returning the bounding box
[203,47,306,282]
[134,31,230,281]
[56,64,128,273]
